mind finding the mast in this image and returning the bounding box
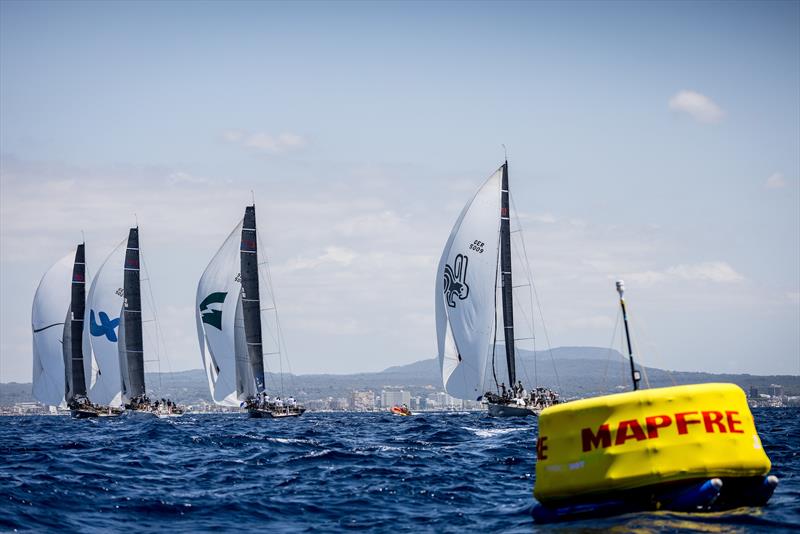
[500,161,517,388]
[241,205,266,393]
[616,280,640,391]
[124,227,146,397]
[66,243,88,400]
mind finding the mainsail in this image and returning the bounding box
[63,244,88,401]
[86,239,126,406]
[241,206,266,393]
[435,168,502,400]
[122,228,145,399]
[31,252,73,407]
[498,163,516,387]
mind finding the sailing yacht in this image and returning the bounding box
[32,243,121,417]
[196,204,305,418]
[436,161,558,417]
[86,228,184,417]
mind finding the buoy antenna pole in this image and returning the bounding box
[616,280,640,391]
[502,144,508,163]
[251,189,255,206]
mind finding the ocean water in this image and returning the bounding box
[0,409,798,532]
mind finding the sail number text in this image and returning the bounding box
[469,240,485,254]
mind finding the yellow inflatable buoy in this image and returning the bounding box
[534,383,771,504]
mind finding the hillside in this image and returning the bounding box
[2,346,798,405]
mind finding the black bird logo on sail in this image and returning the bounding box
[199,292,227,330]
[443,254,470,308]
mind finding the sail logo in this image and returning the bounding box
[89,310,120,342]
[443,254,470,308]
[199,292,227,330]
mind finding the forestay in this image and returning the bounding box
[31,253,73,407]
[436,169,502,400]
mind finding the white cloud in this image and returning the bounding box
[334,210,404,237]
[223,130,307,154]
[221,129,244,142]
[166,171,210,186]
[567,315,616,330]
[668,90,725,123]
[625,261,744,286]
[666,262,744,282]
[285,246,358,271]
[765,172,786,189]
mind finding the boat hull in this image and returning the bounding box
[487,402,538,417]
[70,409,98,419]
[124,408,157,418]
[70,407,123,418]
[248,407,306,418]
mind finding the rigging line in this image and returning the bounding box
[257,233,291,395]
[620,324,628,390]
[601,308,622,392]
[507,200,537,389]
[627,313,651,389]
[140,252,172,392]
[629,309,672,386]
[510,193,561,395]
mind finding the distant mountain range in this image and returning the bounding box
[2,346,798,405]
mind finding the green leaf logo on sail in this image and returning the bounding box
[199,292,227,330]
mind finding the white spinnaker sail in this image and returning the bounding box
[436,169,502,400]
[31,253,73,407]
[85,240,126,406]
[196,221,244,406]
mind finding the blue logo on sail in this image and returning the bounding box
[90,310,120,342]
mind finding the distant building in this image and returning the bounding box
[350,390,375,411]
[332,398,349,411]
[381,389,410,408]
[430,391,460,409]
[304,399,329,411]
[768,384,784,397]
[749,386,760,398]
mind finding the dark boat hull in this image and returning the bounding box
[248,407,306,418]
[70,407,123,418]
[71,409,98,419]
[487,402,538,417]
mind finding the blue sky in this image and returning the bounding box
[1,1,798,383]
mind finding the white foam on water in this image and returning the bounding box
[462,426,528,438]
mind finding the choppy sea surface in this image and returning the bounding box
[1,408,798,532]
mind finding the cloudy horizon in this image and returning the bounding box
[1,1,798,384]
